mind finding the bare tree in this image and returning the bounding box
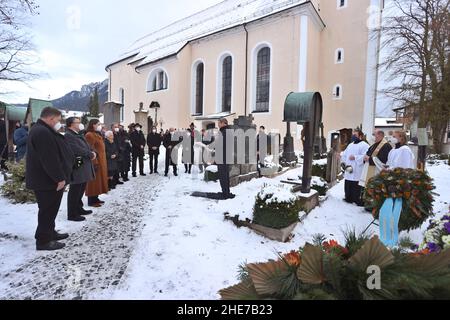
[0,0,39,89]
[379,0,450,156]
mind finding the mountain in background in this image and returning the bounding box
[52,79,108,112]
[10,79,109,111]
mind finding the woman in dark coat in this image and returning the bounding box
[118,126,131,181]
[85,119,109,207]
[105,131,119,190]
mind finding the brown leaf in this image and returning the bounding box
[405,249,450,275]
[348,237,394,271]
[247,260,288,296]
[297,244,325,284]
[219,279,259,300]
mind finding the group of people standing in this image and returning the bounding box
[341,128,415,207]
[24,107,160,251]
[24,107,229,251]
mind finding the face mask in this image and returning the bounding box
[152,130,157,133]
[391,138,399,145]
[351,135,360,143]
[54,122,62,132]
[96,125,103,132]
[136,127,141,132]
[78,124,85,131]
[114,128,120,133]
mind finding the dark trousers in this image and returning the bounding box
[34,189,64,245]
[88,196,101,206]
[114,161,122,183]
[184,164,192,173]
[132,150,144,175]
[218,164,230,196]
[67,183,86,218]
[344,180,364,206]
[165,151,177,175]
[149,153,159,172]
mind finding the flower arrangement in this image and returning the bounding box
[420,215,450,253]
[364,168,436,232]
[219,231,450,300]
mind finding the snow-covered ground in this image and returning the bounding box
[0,156,448,300]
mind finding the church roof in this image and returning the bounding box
[108,0,312,69]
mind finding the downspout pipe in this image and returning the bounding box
[244,23,249,117]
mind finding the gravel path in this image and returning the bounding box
[0,176,163,300]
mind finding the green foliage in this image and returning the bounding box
[1,161,36,203]
[204,169,219,182]
[311,177,329,196]
[88,87,100,117]
[253,189,304,229]
[311,163,327,180]
[342,228,371,256]
[364,168,436,232]
[398,236,416,250]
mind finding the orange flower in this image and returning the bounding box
[404,191,411,199]
[284,251,301,267]
[411,248,431,257]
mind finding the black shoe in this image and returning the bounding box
[132,173,137,178]
[68,215,86,222]
[140,173,147,176]
[164,173,168,177]
[80,210,93,216]
[123,177,129,182]
[174,173,178,177]
[154,171,159,174]
[53,232,69,241]
[116,181,124,185]
[36,241,66,251]
[150,171,153,174]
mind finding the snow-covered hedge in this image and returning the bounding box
[253,183,304,229]
[311,177,329,196]
[1,162,36,204]
[312,161,327,180]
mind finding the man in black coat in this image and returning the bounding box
[129,123,146,177]
[111,123,125,185]
[0,118,8,170]
[65,117,96,222]
[163,128,181,177]
[183,123,196,174]
[26,107,75,251]
[147,126,162,174]
[217,118,235,199]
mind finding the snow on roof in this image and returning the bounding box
[112,0,309,68]
[375,118,403,128]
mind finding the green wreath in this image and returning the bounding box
[364,168,436,232]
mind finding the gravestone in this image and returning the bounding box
[102,102,122,129]
[228,116,259,187]
[134,102,149,134]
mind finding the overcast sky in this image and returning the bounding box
[2,0,222,104]
[2,0,394,116]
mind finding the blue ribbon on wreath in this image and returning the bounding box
[379,198,403,247]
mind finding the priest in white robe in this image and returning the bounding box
[341,129,370,206]
[386,130,415,170]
